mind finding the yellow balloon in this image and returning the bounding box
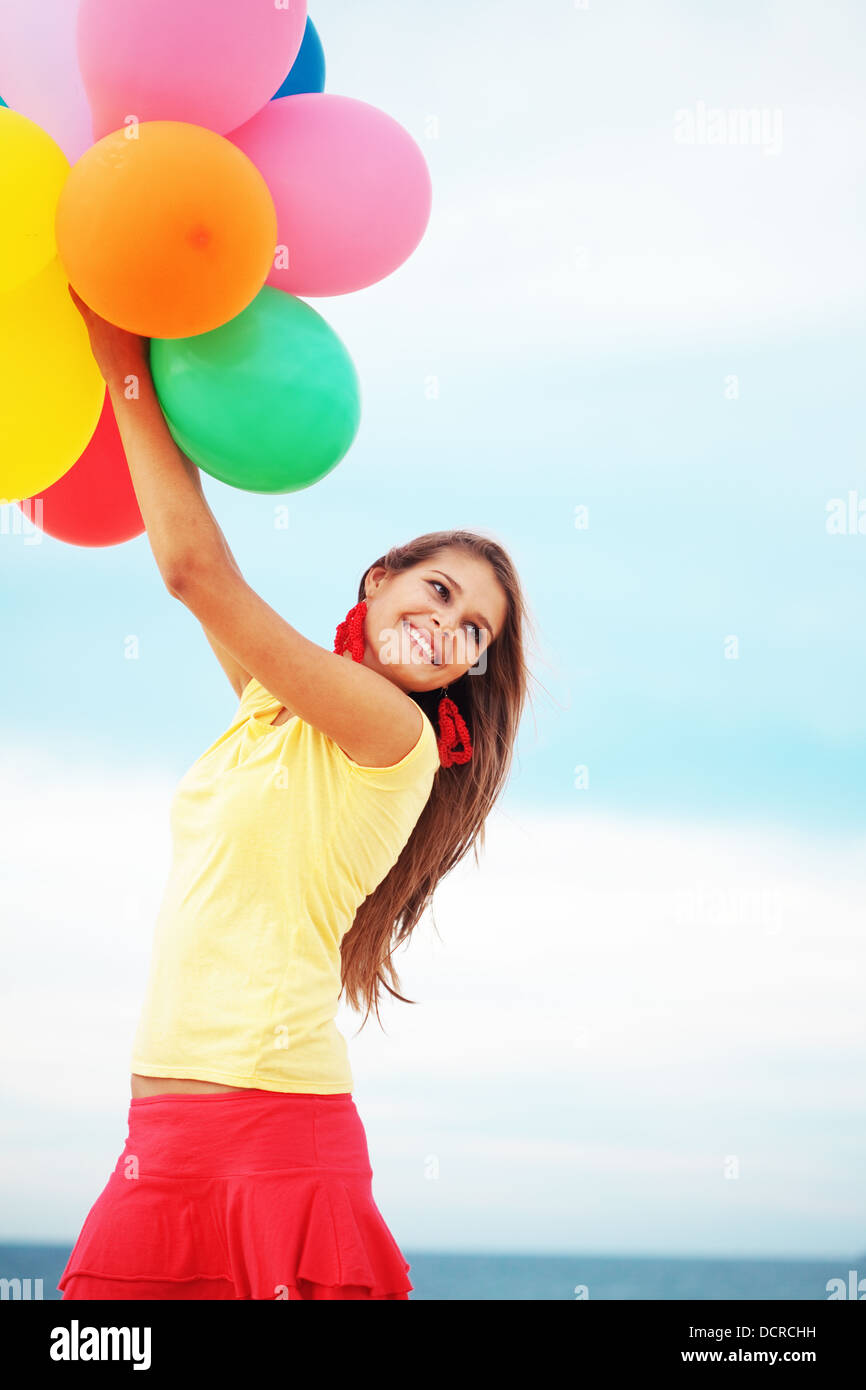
[0,257,105,503]
[0,107,70,294]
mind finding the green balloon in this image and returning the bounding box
[150,286,361,493]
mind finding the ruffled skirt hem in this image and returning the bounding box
[59,1274,409,1301]
[57,1169,413,1301]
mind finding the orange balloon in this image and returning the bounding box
[55,121,278,338]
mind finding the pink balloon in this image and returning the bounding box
[228,94,433,297]
[0,0,95,164]
[77,0,307,139]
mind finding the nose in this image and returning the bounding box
[428,613,456,661]
[429,613,453,638]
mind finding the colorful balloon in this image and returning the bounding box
[55,122,278,339]
[0,258,105,503]
[0,107,70,293]
[229,94,432,296]
[16,391,145,547]
[78,0,307,140]
[150,287,360,493]
[272,17,325,98]
[0,0,95,163]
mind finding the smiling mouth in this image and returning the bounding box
[403,620,442,666]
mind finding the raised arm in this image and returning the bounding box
[69,290,423,768]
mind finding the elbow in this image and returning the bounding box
[165,552,230,605]
[163,556,196,599]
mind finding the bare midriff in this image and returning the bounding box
[131,1074,250,1097]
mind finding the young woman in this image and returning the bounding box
[57,290,534,1300]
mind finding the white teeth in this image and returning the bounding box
[406,621,435,663]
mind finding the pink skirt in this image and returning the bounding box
[57,1088,412,1301]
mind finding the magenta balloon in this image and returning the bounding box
[228,94,433,297]
[77,0,308,140]
[0,0,95,163]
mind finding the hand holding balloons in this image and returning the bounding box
[1,2,433,543]
[67,284,149,387]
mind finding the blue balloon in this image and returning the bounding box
[0,95,7,108]
[271,16,325,98]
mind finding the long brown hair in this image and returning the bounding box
[340,529,539,1029]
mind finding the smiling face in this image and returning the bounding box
[346,547,509,692]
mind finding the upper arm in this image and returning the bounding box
[201,624,250,700]
[171,558,424,768]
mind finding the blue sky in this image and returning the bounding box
[1,0,865,1259]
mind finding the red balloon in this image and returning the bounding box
[17,389,144,547]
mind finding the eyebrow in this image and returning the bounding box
[431,570,493,637]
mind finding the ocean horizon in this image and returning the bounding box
[1,1243,863,1301]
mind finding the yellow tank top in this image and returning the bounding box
[131,675,440,1093]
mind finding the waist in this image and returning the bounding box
[120,1088,370,1178]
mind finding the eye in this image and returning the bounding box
[428,579,483,640]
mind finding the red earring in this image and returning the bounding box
[334,599,474,767]
[333,599,368,662]
[436,686,473,767]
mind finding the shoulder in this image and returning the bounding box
[331,690,426,771]
[332,700,440,785]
